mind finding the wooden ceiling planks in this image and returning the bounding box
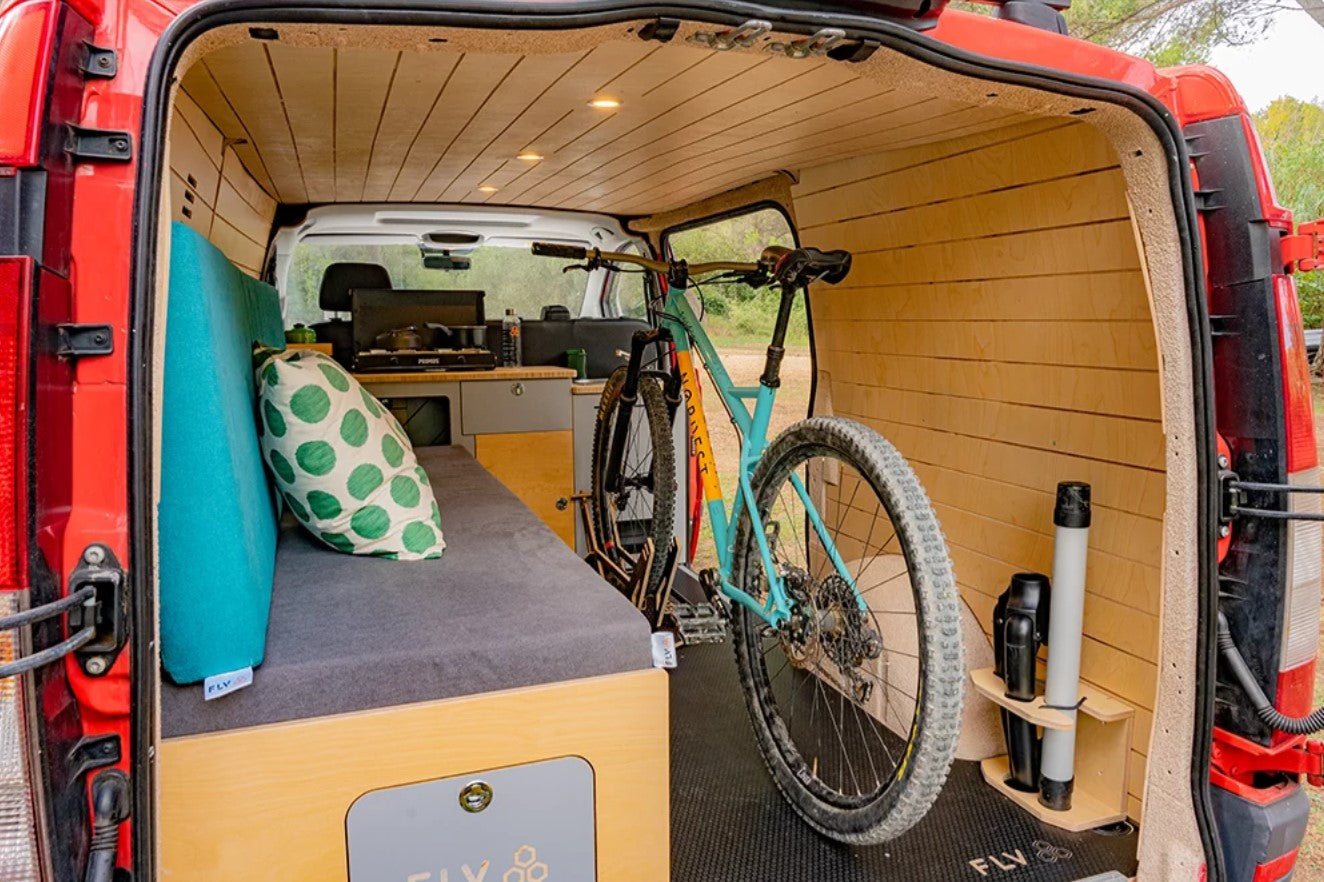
[187,35,1016,214]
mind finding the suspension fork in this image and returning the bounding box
[605,326,673,494]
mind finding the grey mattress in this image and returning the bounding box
[161,445,652,737]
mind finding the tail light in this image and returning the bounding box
[1272,273,1321,722]
[0,257,39,879]
[0,0,58,167]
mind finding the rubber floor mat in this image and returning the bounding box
[670,643,1139,882]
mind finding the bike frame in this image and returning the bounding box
[657,279,859,629]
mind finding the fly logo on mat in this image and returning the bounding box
[967,840,1073,875]
[403,845,548,882]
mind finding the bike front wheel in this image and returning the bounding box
[591,366,677,597]
[730,416,963,844]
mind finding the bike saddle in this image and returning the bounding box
[761,245,853,286]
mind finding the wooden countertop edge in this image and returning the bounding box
[353,367,577,383]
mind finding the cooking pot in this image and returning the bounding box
[434,324,487,349]
[374,325,426,351]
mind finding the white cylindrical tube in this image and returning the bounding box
[1039,481,1091,811]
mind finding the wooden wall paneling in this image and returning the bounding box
[436,41,653,200]
[168,109,221,208]
[802,168,1132,257]
[817,318,1159,371]
[414,50,590,201]
[176,72,279,200]
[200,43,307,203]
[360,51,459,201]
[333,48,401,202]
[828,352,1161,420]
[208,218,265,276]
[794,122,1120,226]
[808,273,1152,324]
[167,171,214,232]
[834,414,1166,520]
[388,53,522,201]
[791,116,1068,199]
[798,117,1162,816]
[266,44,337,201]
[843,221,1142,288]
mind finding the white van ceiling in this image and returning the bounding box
[178,31,1041,215]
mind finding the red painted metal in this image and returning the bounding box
[1283,221,1323,273]
[1253,847,1301,882]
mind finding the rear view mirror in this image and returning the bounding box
[423,253,471,270]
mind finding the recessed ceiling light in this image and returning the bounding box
[478,185,498,194]
[588,97,621,110]
[516,152,544,162]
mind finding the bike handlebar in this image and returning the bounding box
[530,242,852,287]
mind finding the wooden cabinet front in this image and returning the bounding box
[474,430,575,547]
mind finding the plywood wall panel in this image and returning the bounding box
[796,119,1163,814]
[199,43,307,203]
[168,85,276,278]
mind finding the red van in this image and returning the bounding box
[1,0,1322,879]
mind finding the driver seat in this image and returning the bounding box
[309,262,392,366]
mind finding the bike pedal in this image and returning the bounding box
[671,602,728,645]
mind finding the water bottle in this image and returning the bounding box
[501,309,522,367]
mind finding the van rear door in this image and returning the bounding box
[0,0,131,877]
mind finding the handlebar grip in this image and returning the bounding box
[531,242,588,260]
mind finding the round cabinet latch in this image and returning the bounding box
[458,780,493,813]
[511,382,525,397]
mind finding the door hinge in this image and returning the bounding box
[56,323,113,359]
[1212,735,1324,786]
[1283,220,1323,273]
[80,43,118,79]
[64,125,133,163]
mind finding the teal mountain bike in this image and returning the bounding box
[533,241,964,844]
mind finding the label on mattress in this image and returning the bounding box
[651,631,678,669]
[203,666,253,700]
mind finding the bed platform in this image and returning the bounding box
[159,445,668,881]
[161,444,653,735]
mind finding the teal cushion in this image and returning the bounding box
[159,222,286,684]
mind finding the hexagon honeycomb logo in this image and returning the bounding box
[502,845,548,882]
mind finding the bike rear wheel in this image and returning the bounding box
[591,366,677,596]
[730,416,963,844]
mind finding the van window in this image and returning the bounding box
[282,241,598,326]
[664,206,801,349]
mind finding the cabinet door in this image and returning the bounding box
[474,430,575,547]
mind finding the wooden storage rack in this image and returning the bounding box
[971,667,1135,832]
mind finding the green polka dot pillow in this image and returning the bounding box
[254,349,445,560]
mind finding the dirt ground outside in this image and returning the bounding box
[688,348,811,571]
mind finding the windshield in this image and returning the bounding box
[282,241,598,326]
